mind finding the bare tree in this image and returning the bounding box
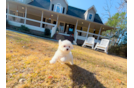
[101,0,113,21]
[101,0,127,22]
[100,0,114,46]
[117,0,127,13]
[101,0,127,46]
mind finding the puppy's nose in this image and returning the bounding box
[66,49,69,51]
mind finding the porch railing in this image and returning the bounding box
[73,29,78,44]
[6,13,56,33]
[74,30,110,43]
[51,25,57,38]
[77,30,109,39]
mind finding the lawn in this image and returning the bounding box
[6,30,127,88]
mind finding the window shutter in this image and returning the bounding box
[93,29,96,33]
[62,7,65,13]
[52,4,54,11]
[93,29,95,37]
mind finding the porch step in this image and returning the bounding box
[52,33,74,43]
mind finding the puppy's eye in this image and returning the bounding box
[64,45,66,47]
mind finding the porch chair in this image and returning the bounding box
[82,37,95,49]
[94,39,110,53]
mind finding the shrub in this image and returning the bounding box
[108,44,127,58]
[19,25,30,32]
[12,26,20,31]
[44,28,51,36]
[56,28,59,32]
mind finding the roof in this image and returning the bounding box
[67,6,86,19]
[94,14,103,24]
[29,0,50,10]
[67,6,103,24]
[86,5,97,13]
[28,0,103,24]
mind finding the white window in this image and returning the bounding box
[88,13,93,20]
[54,3,63,13]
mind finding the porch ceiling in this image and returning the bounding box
[27,6,77,24]
[58,15,77,25]
[27,7,42,15]
[8,2,25,13]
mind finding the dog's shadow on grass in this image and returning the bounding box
[66,64,106,88]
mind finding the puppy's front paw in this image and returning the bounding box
[60,62,65,65]
[50,60,55,64]
[70,62,74,65]
[70,63,73,65]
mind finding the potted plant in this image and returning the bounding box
[56,28,59,33]
[72,34,74,37]
[44,28,51,38]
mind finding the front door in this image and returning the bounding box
[68,24,74,34]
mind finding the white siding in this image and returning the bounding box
[85,8,96,22]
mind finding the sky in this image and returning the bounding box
[66,0,120,23]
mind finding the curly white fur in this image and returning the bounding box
[50,40,74,65]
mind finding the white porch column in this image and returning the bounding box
[56,15,59,25]
[24,7,27,25]
[97,26,102,40]
[86,23,91,38]
[74,20,78,36]
[75,20,78,30]
[74,20,78,44]
[40,11,43,28]
[7,2,9,20]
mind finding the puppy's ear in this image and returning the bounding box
[59,40,62,45]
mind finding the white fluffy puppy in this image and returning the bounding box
[50,40,74,65]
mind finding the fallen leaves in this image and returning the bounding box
[38,80,44,84]
[96,65,99,67]
[48,76,52,79]
[19,78,26,84]
[38,50,41,52]
[61,75,66,79]
[116,79,121,84]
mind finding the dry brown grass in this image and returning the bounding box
[6,30,127,88]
